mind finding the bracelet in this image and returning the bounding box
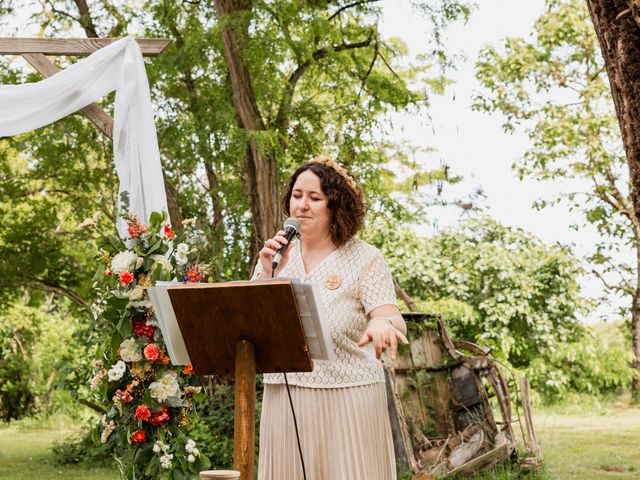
[369,317,394,328]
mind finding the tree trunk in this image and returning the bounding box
[214,0,281,272]
[586,0,640,399]
[633,256,640,401]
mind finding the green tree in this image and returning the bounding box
[472,0,640,400]
[365,216,631,399]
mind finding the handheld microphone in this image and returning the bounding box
[272,217,301,271]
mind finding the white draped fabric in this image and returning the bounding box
[0,37,168,235]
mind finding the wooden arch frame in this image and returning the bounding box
[0,37,183,225]
[0,37,171,139]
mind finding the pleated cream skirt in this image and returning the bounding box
[258,382,396,480]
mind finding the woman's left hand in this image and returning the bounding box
[357,318,409,360]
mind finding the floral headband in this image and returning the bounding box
[309,155,359,192]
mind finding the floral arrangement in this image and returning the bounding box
[84,204,211,479]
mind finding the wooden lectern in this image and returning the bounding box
[167,280,313,480]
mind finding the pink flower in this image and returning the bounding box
[114,389,133,404]
[135,404,151,421]
[119,271,134,285]
[144,343,160,361]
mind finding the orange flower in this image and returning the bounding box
[127,223,140,239]
[163,225,175,240]
[157,352,171,365]
[182,364,195,375]
[131,429,146,443]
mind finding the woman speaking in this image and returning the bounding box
[253,155,408,480]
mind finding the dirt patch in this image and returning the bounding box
[600,465,627,473]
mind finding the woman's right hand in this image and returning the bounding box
[258,230,294,278]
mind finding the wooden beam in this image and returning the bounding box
[22,53,113,139]
[0,38,171,56]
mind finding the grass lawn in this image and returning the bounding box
[1,404,639,479]
[534,406,640,479]
[0,418,117,480]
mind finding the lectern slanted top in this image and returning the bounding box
[166,280,313,375]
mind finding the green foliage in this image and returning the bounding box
[366,216,587,365]
[525,327,634,400]
[0,302,88,421]
[363,216,634,399]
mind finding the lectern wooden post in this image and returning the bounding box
[167,280,313,480]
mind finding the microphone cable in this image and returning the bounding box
[271,267,308,480]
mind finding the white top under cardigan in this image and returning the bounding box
[253,237,398,388]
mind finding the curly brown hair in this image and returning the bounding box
[282,159,367,246]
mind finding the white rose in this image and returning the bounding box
[175,251,188,265]
[136,257,144,269]
[127,285,144,301]
[149,370,181,402]
[177,243,189,254]
[119,338,143,362]
[187,454,195,463]
[111,251,138,274]
[107,361,126,381]
[150,254,173,273]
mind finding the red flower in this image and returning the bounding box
[135,404,151,421]
[182,364,195,375]
[143,343,160,361]
[149,405,170,426]
[131,429,146,443]
[132,318,155,340]
[104,268,113,276]
[163,225,175,240]
[119,271,134,285]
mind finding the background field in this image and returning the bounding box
[1,402,638,480]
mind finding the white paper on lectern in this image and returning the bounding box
[147,282,191,365]
[288,279,336,363]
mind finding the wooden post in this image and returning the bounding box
[519,376,541,459]
[234,340,256,480]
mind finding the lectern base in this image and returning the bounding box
[234,340,256,480]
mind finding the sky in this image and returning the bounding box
[378,0,628,322]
